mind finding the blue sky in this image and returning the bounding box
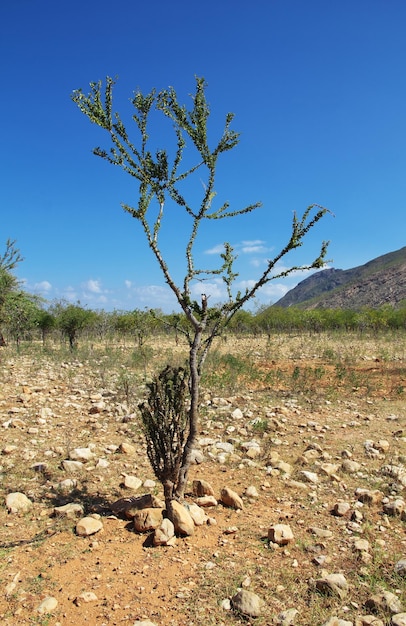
[1,0,405,312]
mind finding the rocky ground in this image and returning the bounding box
[0,333,405,626]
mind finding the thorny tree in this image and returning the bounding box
[72,77,330,503]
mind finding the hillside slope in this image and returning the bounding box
[274,246,406,309]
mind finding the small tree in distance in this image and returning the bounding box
[72,77,330,507]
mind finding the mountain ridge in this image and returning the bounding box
[273,246,406,309]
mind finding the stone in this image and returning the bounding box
[342,459,361,473]
[321,618,353,626]
[193,495,218,507]
[355,488,383,505]
[123,475,143,490]
[276,607,299,625]
[383,499,405,517]
[395,559,406,576]
[231,408,244,420]
[171,500,195,536]
[37,596,58,614]
[69,447,95,462]
[353,537,369,551]
[132,621,158,626]
[268,524,294,546]
[220,487,244,510]
[111,494,165,518]
[187,502,208,526]
[392,614,406,626]
[245,485,259,498]
[192,479,215,497]
[315,573,349,599]
[153,518,176,546]
[365,590,403,615]
[231,589,264,618]
[333,501,351,517]
[56,478,78,492]
[76,516,103,536]
[74,591,98,604]
[118,442,136,455]
[299,470,319,484]
[320,463,340,476]
[133,508,163,532]
[6,492,33,514]
[355,617,384,626]
[54,502,84,519]
[62,459,84,472]
[308,527,333,539]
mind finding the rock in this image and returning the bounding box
[76,516,104,536]
[308,526,333,539]
[69,447,95,462]
[365,590,403,615]
[395,559,406,576]
[62,459,84,472]
[273,460,293,475]
[132,621,158,626]
[376,440,390,453]
[353,538,370,553]
[320,463,340,476]
[54,502,84,519]
[74,591,98,604]
[268,524,294,546]
[193,495,218,507]
[342,459,361,473]
[383,499,405,517]
[171,500,195,536]
[231,589,264,618]
[192,479,215,497]
[315,573,349,599]
[381,465,406,487]
[190,449,204,464]
[187,503,208,526]
[299,470,319,484]
[2,444,17,454]
[220,487,244,510]
[245,485,259,498]
[6,492,33,514]
[276,607,299,625]
[123,475,143,490]
[355,488,383,505]
[111,494,164,518]
[37,596,58,614]
[118,442,136,455]
[322,618,353,626]
[355,617,384,626]
[392,614,406,626]
[153,518,176,546]
[333,501,351,517]
[56,478,78,492]
[231,408,244,420]
[133,508,163,532]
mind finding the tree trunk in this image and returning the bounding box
[174,326,202,499]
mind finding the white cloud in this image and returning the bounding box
[124,280,133,289]
[241,245,267,254]
[190,278,224,300]
[82,279,102,294]
[33,280,52,293]
[205,244,226,255]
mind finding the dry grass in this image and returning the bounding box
[0,329,405,625]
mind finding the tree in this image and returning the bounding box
[3,292,42,348]
[53,301,96,350]
[72,77,330,507]
[0,239,24,346]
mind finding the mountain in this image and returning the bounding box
[273,246,406,309]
